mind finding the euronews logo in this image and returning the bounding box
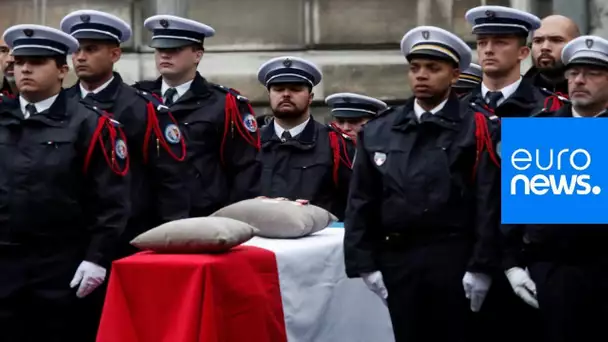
[509,148,601,196]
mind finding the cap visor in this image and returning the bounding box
[73,31,120,42]
[567,58,608,70]
[11,48,62,57]
[266,76,312,87]
[150,38,198,49]
[407,50,457,65]
[473,28,528,36]
[331,109,374,118]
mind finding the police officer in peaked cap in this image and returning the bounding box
[454,63,482,98]
[503,35,608,342]
[0,24,130,342]
[60,9,191,339]
[344,25,502,342]
[256,56,355,220]
[463,6,566,116]
[325,92,387,140]
[133,14,262,217]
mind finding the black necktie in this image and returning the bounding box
[164,88,177,106]
[281,131,292,142]
[486,91,503,109]
[419,111,433,123]
[24,103,37,118]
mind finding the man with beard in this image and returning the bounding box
[524,15,580,95]
[463,6,565,116]
[344,26,501,342]
[60,10,190,340]
[256,56,354,220]
[325,92,387,140]
[504,35,608,342]
[135,15,261,218]
[453,63,482,98]
[0,38,16,96]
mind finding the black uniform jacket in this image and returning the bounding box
[461,77,565,118]
[502,104,608,269]
[0,77,14,97]
[344,94,502,277]
[258,117,354,221]
[133,72,261,217]
[0,91,130,266]
[523,66,569,95]
[66,73,189,237]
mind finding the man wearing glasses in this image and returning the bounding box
[503,35,608,342]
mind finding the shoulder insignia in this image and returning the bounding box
[83,107,129,177]
[212,83,249,103]
[81,102,123,127]
[328,122,353,140]
[134,89,170,113]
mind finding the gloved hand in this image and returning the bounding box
[462,272,492,312]
[70,260,107,298]
[505,267,539,309]
[361,271,388,306]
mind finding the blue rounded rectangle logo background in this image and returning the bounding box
[501,118,608,224]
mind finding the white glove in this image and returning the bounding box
[70,260,107,298]
[361,271,388,306]
[462,272,492,312]
[505,267,539,309]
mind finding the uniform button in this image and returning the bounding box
[423,208,429,213]
[441,147,447,150]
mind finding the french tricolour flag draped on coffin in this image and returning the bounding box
[96,227,393,342]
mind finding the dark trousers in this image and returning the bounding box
[0,246,83,342]
[474,271,542,342]
[378,237,475,342]
[529,261,608,342]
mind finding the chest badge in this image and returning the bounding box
[374,152,387,166]
[164,124,181,144]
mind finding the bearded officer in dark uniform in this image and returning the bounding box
[504,35,608,342]
[0,24,130,342]
[325,92,387,140]
[256,56,354,220]
[344,26,501,342]
[134,15,261,217]
[454,63,482,98]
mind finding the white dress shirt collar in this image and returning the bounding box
[274,117,310,139]
[481,77,522,107]
[79,76,114,98]
[413,98,448,122]
[19,94,59,118]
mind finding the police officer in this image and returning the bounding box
[134,15,261,217]
[524,15,580,95]
[504,36,608,342]
[453,63,482,98]
[0,36,16,96]
[344,26,501,342]
[60,9,189,339]
[0,24,129,341]
[464,6,565,115]
[325,92,387,139]
[464,7,548,342]
[61,10,189,247]
[256,56,354,220]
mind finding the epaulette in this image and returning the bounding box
[539,87,570,104]
[131,80,157,92]
[468,102,499,121]
[212,83,250,103]
[327,122,352,140]
[134,89,170,113]
[81,102,122,127]
[365,106,395,123]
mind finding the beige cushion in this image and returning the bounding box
[130,217,258,253]
[211,197,338,238]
